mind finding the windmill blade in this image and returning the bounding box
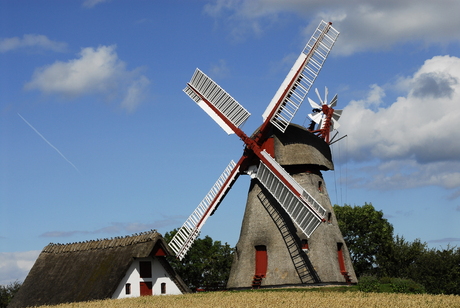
[308,112,323,124]
[255,150,327,237]
[330,110,343,130]
[315,88,323,104]
[168,159,241,260]
[324,86,329,105]
[318,117,326,130]
[332,109,342,121]
[308,97,321,110]
[262,20,339,133]
[329,93,338,108]
[184,68,251,135]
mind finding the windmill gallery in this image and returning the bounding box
[14,20,356,306]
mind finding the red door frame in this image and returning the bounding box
[337,243,346,273]
[255,245,268,277]
[140,281,153,296]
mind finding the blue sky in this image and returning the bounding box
[1,0,460,285]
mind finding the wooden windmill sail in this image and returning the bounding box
[168,20,356,288]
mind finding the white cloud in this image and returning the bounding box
[341,55,460,163]
[428,237,460,244]
[25,45,150,112]
[203,0,460,55]
[41,225,118,238]
[0,34,67,53]
[338,55,460,193]
[82,0,111,8]
[0,251,40,285]
[39,221,175,238]
[121,75,151,113]
[209,59,231,78]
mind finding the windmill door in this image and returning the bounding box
[255,245,268,277]
[140,282,153,296]
[337,243,346,273]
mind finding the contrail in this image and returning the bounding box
[18,113,80,173]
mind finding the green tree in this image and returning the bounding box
[0,281,21,308]
[164,229,234,291]
[382,235,427,278]
[333,203,394,277]
[408,246,460,295]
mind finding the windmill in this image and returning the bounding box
[168,20,356,288]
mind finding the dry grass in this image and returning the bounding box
[35,290,460,308]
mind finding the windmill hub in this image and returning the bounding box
[246,165,258,179]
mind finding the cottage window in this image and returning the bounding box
[139,261,152,278]
[125,283,131,295]
[161,282,166,294]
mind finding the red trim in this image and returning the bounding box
[301,240,309,250]
[175,155,245,258]
[257,22,333,142]
[154,247,167,257]
[309,104,336,144]
[337,243,346,273]
[186,83,248,141]
[253,147,323,220]
[257,56,308,138]
[261,137,275,158]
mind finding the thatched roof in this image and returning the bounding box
[9,230,190,308]
[273,124,334,171]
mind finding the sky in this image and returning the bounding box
[1,0,460,285]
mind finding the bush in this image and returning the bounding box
[0,281,22,308]
[357,276,380,292]
[358,276,425,294]
[379,277,392,284]
[390,278,425,294]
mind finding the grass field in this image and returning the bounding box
[36,289,460,308]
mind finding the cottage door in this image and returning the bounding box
[140,281,153,296]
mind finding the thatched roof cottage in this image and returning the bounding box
[9,230,190,308]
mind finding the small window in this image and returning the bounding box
[301,239,309,250]
[139,261,152,278]
[318,181,323,192]
[327,212,332,224]
[125,283,131,295]
[161,282,166,294]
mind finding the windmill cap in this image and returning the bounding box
[272,124,334,171]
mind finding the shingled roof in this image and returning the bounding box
[9,230,190,308]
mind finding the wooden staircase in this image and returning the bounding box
[341,271,352,285]
[251,275,263,289]
[257,191,320,284]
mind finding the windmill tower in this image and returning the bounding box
[168,21,357,288]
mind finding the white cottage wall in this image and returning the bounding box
[112,257,182,299]
[112,260,139,299]
[151,258,182,295]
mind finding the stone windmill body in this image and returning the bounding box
[168,21,357,288]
